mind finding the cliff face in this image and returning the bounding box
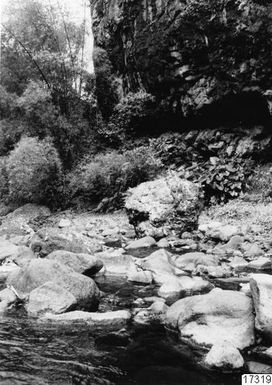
[91,0,272,123]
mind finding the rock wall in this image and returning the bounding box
[91,0,272,123]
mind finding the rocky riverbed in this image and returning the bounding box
[1,182,272,383]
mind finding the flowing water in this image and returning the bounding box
[0,278,241,385]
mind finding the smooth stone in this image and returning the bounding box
[198,222,222,233]
[172,252,219,272]
[158,280,183,305]
[204,341,244,371]
[165,288,255,350]
[0,241,20,262]
[126,236,156,250]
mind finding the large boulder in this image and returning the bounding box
[250,274,272,340]
[46,250,103,276]
[165,288,255,350]
[125,173,202,239]
[30,227,103,256]
[7,259,100,310]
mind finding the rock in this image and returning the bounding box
[225,235,244,250]
[141,249,177,284]
[0,204,50,233]
[149,300,168,317]
[127,265,153,284]
[0,240,21,262]
[7,259,100,309]
[158,276,213,305]
[230,256,248,272]
[157,238,170,248]
[58,218,72,228]
[208,225,240,242]
[240,283,252,297]
[125,173,202,238]
[165,288,255,350]
[11,247,36,267]
[250,274,272,340]
[171,252,219,273]
[204,341,244,371]
[0,288,17,304]
[158,280,183,305]
[0,261,20,281]
[198,222,222,233]
[244,243,264,258]
[247,361,272,374]
[26,282,77,316]
[126,236,156,250]
[133,309,152,326]
[248,257,271,271]
[95,251,135,276]
[30,227,103,256]
[41,310,131,330]
[197,265,232,278]
[46,250,103,276]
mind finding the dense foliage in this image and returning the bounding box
[6,137,63,207]
[68,147,162,209]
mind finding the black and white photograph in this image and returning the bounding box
[0,0,272,384]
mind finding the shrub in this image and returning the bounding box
[68,146,161,210]
[183,156,251,205]
[0,85,18,119]
[6,137,63,207]
[0,157,9,200]
[104,91,156,145]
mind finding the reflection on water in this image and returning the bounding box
[0,278,241,385]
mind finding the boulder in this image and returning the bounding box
[204,341,244,371]
[41,310,131,330]
[126,236,156,250]
[165,288,255,350]
[46,250,103,276]
[7,259,100,309]
[125,173,202,239]
[26,282,77,316]
[30,227,103,256]
[250,274,272,340]
[244,243,264,258]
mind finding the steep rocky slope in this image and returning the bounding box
[91,0,272,125]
